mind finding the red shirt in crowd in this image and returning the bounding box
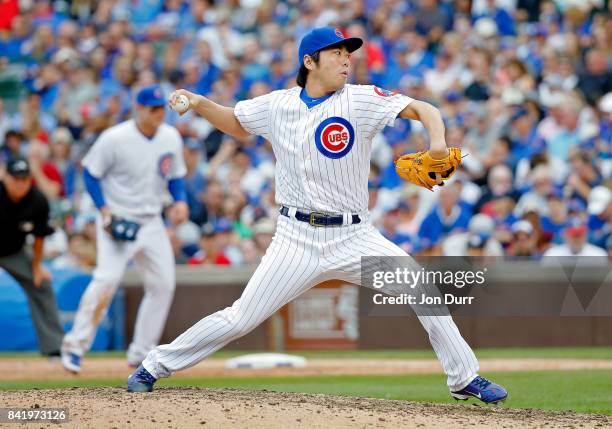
[187,252,231,266]
[0,0,19,31]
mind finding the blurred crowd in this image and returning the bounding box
[0,0,610,270]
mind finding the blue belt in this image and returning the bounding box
[279,206,361,227]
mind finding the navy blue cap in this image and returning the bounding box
[510,107,529,122]
[136,85,166,107]
[182,243,200,257]
[7,157,30,177]
[298,27,363,66]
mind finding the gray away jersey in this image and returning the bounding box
[234,84,413,214]
[82,119,187,220]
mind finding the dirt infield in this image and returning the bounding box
[3,357,611,428]
[1,356,612,380]
[2,387,611,428]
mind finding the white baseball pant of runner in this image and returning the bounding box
[143,214,479,391]
[62,215,175,365]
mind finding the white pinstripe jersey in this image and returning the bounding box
[83,120,187,220]
[234,84,413,214]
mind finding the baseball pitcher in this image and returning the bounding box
[128,29,507,404]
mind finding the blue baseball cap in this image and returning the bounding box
[214,218,233,233]
[445,90,461,103]
[298,27,363,66]
[136,85,166,107]
[510,107,529,122]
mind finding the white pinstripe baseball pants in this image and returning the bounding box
[143,214,479,391]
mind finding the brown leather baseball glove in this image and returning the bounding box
[394,147,462,191]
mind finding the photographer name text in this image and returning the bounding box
[372,293,474,305]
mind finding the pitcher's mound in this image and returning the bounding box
[3,387,610,428]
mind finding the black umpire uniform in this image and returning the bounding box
[0,158,64,355]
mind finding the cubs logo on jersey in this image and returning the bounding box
[374,86,397,97]
[314,117,355,159]
[158,153,174,178]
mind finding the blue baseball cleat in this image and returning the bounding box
[451,376,508,404]
[61,352,81,374]
[127,364,157,392]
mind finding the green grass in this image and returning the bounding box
[3,346,612,360]
[2,347,610,414]
[1,370,611,415]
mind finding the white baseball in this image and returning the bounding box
[171,94,190,114]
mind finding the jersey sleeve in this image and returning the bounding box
[82,130,115,178]
[351,85,414,139]
[234,92,274,140]
[170,128,187,179]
